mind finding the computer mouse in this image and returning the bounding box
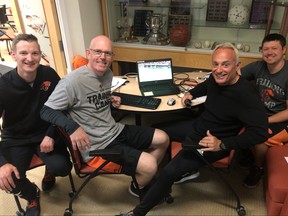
[167,98,176,106]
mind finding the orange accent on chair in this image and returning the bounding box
[171,141,235,168]
[57,127,140,215]
[265,145,288,216]
[72,55,88,69]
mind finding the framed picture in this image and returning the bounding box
[133,10,153,36]
[206,0,229,22]
[170,0,191,15]
[249,0,271,24]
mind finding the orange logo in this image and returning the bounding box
[40,81,51,91]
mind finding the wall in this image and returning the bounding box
[57,0,103,72]
[79,0,104,52]
[0,0,10,7]
[17,0,54,67]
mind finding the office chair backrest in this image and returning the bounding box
[0,5,8,25]
[57,127,122,175]
[56,127,138,215]
[171,128,245,171]
[29,154,45,169]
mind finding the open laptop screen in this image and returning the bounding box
[137,58,173,83]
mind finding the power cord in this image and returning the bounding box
[174,72,198,92]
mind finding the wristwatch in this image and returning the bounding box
[220,142,227,150]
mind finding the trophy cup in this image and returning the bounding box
[142,13,169,45]
[115,1,138,43]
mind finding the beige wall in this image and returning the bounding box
[60,0,103,60]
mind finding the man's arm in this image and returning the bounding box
[269,100,288,123]
[0,163,20,192]
[40,106,91,151]
[240,61,262,80]
[0,117,20,192]
[40,105,79,135]
[0,114,8,164]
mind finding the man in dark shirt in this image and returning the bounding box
[241,33,288,188]
[119,42,268,216]
[0,34,72,216]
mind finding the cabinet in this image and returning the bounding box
[101,0,288,75]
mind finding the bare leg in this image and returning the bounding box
[135,152,158,187]
[146,129,169,165]
[135,129,169,187]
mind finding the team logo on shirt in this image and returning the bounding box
[40,81,51,91]
[87,91,110,110]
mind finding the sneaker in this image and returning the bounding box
[26,185,40,216]
[128,182,147,198]
[41,167,56,192]
[119,211,135,216]
[243,165,264,188]
[174,171,200,184]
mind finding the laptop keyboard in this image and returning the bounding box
[112,92,161,110]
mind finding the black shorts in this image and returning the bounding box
[105,124,155,175]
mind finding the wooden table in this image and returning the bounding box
[114,71,208,124]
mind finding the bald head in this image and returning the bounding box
[89,35,113,51]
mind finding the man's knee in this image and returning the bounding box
[10,174,30,195]
[47,160,72,177]
[152,129,169,149]
[137,153,158,176]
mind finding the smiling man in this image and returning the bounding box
[241,33,288,188]
[0,34,72,216]
[119,42,269,216]
[40,35,169,199]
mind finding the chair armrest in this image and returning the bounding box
[182,136,207,150]
[89,149,122,157]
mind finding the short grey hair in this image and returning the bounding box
[212,42,240,63]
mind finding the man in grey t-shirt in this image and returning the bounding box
[41,35,169,197]
[241,33,288,189]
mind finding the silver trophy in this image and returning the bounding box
[142,13,169,45]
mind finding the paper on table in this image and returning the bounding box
[111,77,127,92]
[192,96,207,103]
[285,156,288,163]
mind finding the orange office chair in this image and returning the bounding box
[56,127,141,216]
[170,140,245,216]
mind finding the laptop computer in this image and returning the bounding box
[136,58,180,97]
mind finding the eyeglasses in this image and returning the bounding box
[89,49,114,58]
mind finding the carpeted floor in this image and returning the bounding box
[0,163,267,216]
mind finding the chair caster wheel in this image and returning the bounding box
[164,194,174,204]
[237,205,246,216]
[64,208,73,216]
